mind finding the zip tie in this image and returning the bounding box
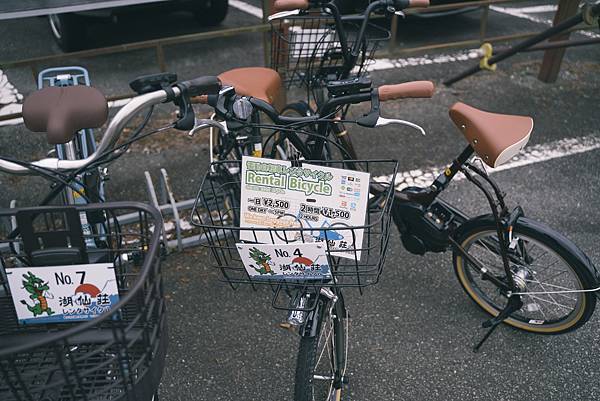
[479,43,497,72]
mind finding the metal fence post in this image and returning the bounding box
[479,5,489,43]
[538,0,580,83]
[263,0,272,67]
[156,44,167,72]
[389,14,399,55]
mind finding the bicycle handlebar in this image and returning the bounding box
[378,81,434,101]
[0,77,222,175]
[272,0,309,13]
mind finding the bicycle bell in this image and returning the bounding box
[233,97,253,120]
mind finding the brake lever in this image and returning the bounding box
[375,117,426,135]
[187,119,228,137]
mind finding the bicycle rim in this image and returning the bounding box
[295,303,348,401]
[456,228,589,332]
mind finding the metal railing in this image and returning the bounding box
[1,0,598,123]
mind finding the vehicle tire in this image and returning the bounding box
[294,297,347,401]
[274,102,313,160]
[48,14,87,52]
[192,0,229,26]
[453,215,597,334]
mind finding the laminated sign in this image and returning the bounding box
[237,243,330,280]
[240,156,370,259]
[6,263,119,325]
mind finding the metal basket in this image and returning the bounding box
[270,10,390,88]
[0,202,166,401]
[191,159,398,295]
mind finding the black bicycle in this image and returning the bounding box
[195,71,599,354]
[0,202,166,401]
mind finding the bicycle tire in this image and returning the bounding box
[294,296,347,401]
[453,215,597,334]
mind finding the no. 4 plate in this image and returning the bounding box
[237,243,331,281]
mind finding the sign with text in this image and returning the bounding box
[6,263,119,325]
[237,243,331,280]
[240,156,370,259]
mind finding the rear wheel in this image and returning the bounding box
[453,217,597,334]
[295,297,347,401]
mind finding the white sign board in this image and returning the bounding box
[6,263,119,325]
[237,243,331,280]
[239,156,370,259]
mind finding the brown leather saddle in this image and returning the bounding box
[23,86,108,145]
[193,67,285,110]
[450,102,533,167]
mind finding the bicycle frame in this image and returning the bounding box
[37,67,106,247]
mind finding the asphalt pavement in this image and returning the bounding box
[1,1,600,400]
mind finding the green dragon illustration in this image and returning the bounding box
[249,247,275,275]
[20,271,54,317]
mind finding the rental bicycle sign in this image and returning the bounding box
[239,156,370,259]
[6,263,119,325]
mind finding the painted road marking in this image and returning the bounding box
[229,0,263,18]
[365,50,482,72]
[374,134,600,190]
[512,5,558,14]
[0,70,23,118]
[491,5,600,39]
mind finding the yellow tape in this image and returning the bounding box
[479,43,497,72]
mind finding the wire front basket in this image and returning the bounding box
[191,159,398,296]
[0,202,166,401]
[270,10,390,88]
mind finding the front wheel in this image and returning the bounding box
[453,216,597,334]
[295,296,347,401]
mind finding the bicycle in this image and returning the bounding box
[0,202,166,401]
[0,74,222,400]
[196,0,600,342]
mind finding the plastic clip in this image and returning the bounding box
[479,43,496,72]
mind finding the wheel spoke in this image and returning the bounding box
[461,228,585,327]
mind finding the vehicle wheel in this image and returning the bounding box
[192,0,229,26]
[48,14,87,52]
[453,216,597,334]
[274,102,312,160]
[294,297,347,401]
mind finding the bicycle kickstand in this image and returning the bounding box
[473,295,523,352]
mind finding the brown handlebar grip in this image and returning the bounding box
[191,95,208,104]
[378,81,435,101]
[408,0,430,7]
[272,0,310,13]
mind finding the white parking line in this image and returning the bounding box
[0,70,23,120]
[512,5,558,14]
[374,134,600,189]
[491,5,600,39]
[229,0,263,18]
[365,50,482,72]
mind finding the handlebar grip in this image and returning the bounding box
[178,76,221,97]
[191,95,209,104]
[378,81,435,101]
[272,0,310,13]
[394,0,429,9]
[408,0,429,8]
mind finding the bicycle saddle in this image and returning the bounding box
[449,102,533,168]
[217,67,285,110]
[23,86,108,145]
